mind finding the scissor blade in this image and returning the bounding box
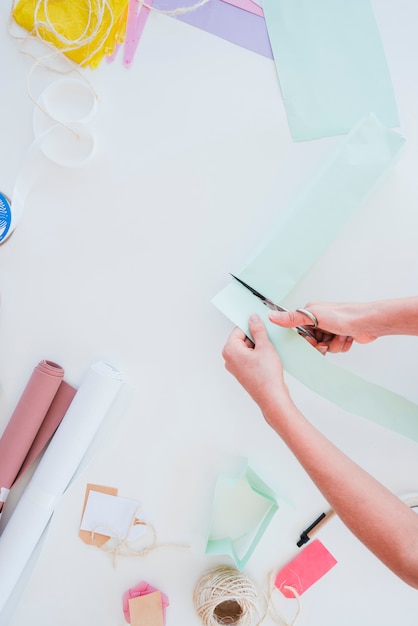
[230,273,317,341]
[230,274,288,312]
[230,274,267,300]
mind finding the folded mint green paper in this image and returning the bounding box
[205,464,278,570]
[230,115,405,306]
[262,0,399,141]
[211,116,418,442]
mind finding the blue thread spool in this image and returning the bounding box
[0,193,12,243]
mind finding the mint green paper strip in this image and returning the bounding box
[211,116,418,442]
[239,115,405,304]
[262,0,399,141]
[214,288,418,443]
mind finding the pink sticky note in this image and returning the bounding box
[275,540,337,597]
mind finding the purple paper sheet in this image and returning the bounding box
[153,0,273,58]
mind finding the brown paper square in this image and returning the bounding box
[79,483,118,547]
[129,591,163,626]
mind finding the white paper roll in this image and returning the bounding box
[0,361,124,613]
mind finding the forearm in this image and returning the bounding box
[222,313,418,585]
[358,296,418,337]
[262,398,418,587]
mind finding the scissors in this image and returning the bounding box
[230,274,317,341]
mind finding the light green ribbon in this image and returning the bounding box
[212,116,418,443]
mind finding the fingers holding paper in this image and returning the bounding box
[266,302,381,354]
[222,314,292,413]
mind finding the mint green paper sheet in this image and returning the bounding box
[238,115,404,303]
[211,116,418,443]
[262,0,399,141]
[205,464,278,570]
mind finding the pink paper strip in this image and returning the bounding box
[107,43,122,63]
[123,0,154,68]
[275,539,337,597]
[0,361,72,502]
[220,0,263,17]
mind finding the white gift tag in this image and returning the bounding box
[80,491,148,542]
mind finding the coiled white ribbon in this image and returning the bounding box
[0,77,97,243]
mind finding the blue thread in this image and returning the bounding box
[0,193,12,242]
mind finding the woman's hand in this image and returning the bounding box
[222,314,292,415]
[269,301,381,354]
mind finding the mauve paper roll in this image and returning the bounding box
[15,381,77,482]
[0,361,65,509]
[0,360,124,614]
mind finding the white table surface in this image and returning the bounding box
[1,1,418,625]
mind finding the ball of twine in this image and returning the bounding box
[193,566,262,626]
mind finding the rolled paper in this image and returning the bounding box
[262,0,399,140]
[0,361,65,510]
[15,382,77,483]
[0,361,124,613]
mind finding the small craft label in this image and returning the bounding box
[275,539,337,597]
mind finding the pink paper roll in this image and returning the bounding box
[0,361,74,509]
[15,381,76,482]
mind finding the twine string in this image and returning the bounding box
[193,566,263,626]
[91,505,189,567]
[33,0,113,52]
[264,571,301,626]
[8,1,98,136]
[193,566,301,626]
[9,0,210,130]
[10,0,211,65]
